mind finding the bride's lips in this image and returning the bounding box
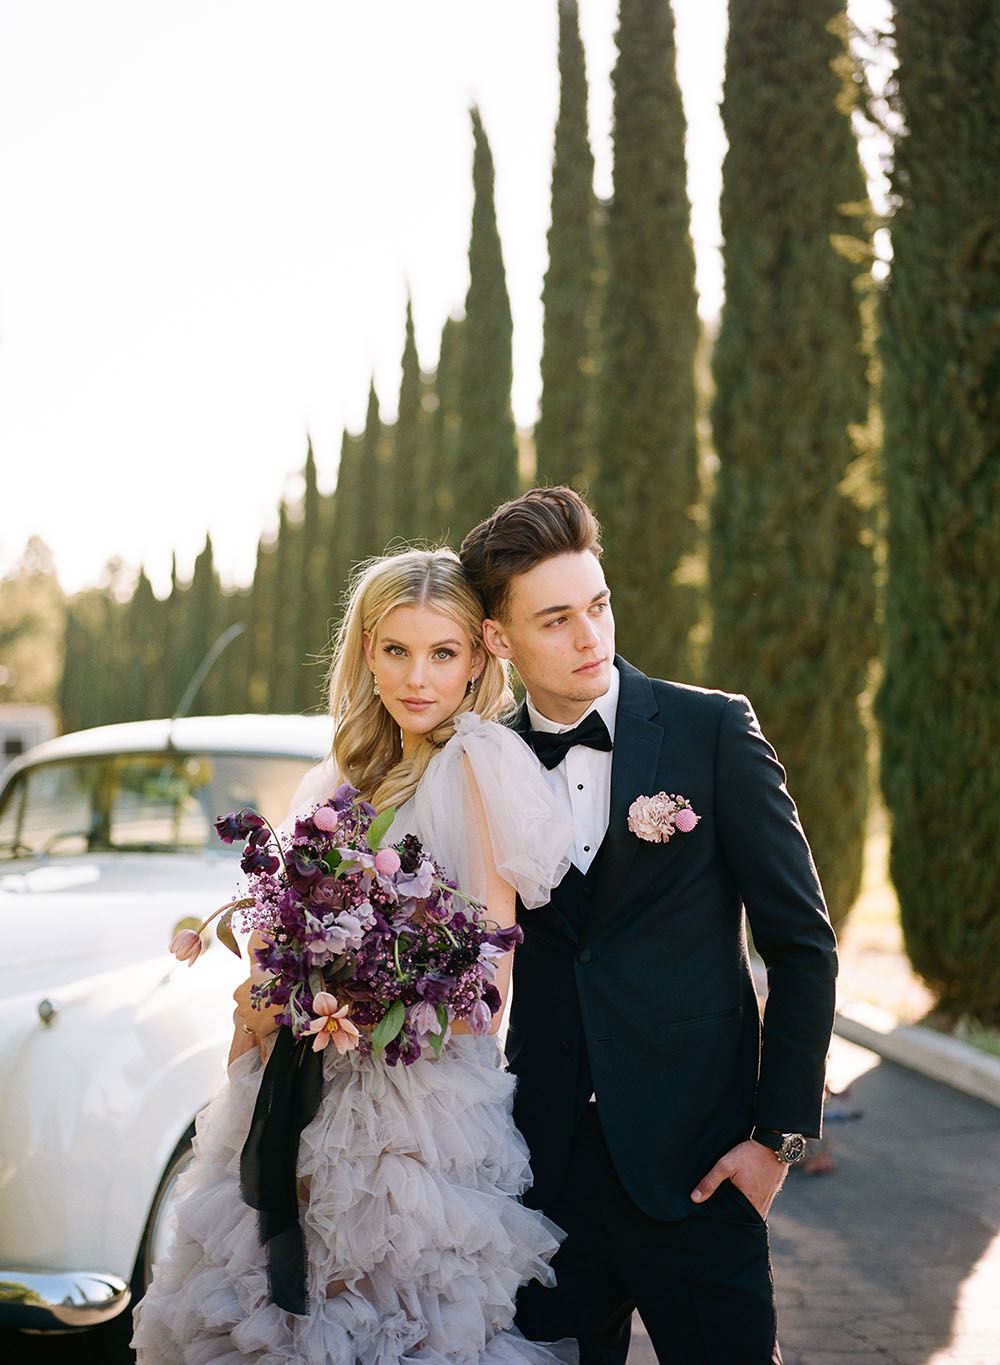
[400,698,435,712]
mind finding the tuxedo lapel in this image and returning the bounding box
[581,659,664,940]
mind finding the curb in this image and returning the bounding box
[834,998,1000,1110]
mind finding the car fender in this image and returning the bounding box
[0,949,244,1280]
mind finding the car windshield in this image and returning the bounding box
[0,751,313,859]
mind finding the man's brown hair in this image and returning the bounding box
[459,486,602,622]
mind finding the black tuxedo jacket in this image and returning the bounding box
[505,656,838,1221]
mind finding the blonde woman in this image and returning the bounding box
[133,548,576,1364]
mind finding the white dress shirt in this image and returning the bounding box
[525,665,619,875]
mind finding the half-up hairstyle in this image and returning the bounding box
[327,548,511,812]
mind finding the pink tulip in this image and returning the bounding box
[305,991,361,1054]
[374,848,402,876]
[467,999,493,1037]
[169,928,203,967]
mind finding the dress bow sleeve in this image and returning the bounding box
[413,714,573,908]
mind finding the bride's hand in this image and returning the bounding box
[228,974,278,1064]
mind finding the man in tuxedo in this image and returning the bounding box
[459,488,838,1364]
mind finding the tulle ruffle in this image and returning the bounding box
[132,1037,576,1364]
[415,715,573,910]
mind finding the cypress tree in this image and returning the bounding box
[356,381,385,557]
[427,313,465,542]
[291,439,328,711]
[164,554,189,716]
[393,297,427,544]
[329,426,366,606]
[179,534,221,714]
[878,2,1000,1022]
[452,108,518,535]
[707,0,875,929]
[246,534,277,712]
[266,503,299,712]
[123,568,163,720]
[57,599,96,733]
[536,0,598,489]
[592,0,701,680]
[213,584,250,714]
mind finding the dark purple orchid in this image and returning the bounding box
[214,808,267,844]
[241,843,280,875]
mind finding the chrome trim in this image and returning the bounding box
[0,1270,130,1329]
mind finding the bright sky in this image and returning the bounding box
[0,0,887,598]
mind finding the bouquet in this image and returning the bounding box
[171,783,521,1066]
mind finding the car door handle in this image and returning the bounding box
[37,998,60,1026]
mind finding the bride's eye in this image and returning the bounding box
[433,648,457,661]
[383,644,406,657]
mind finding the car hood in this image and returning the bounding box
[0,851,247,997]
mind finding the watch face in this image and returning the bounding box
[778,1133,807,1164]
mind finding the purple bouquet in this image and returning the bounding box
[188,783,521,1066]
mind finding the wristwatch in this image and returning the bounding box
[751,1127,807,1165]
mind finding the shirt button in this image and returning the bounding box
[583,845,590,853]
[577,948,592,964]
[577,784,584,791]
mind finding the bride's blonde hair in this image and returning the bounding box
[327,548,512,811]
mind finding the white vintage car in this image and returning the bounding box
[0,713,331,1350]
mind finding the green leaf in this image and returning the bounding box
[215,907,242,959]
[427,1004,450,1058]
[365,806,396,852]
[326,953,354,981]
[324,849,342,873]
[370,998,406,1057]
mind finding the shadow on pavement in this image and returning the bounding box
[769,1037,1000,1364]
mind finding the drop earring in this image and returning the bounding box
[467,676,479,696]
[372,675,380,697]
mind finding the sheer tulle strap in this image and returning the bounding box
[240,1027,324,1315]
[415,716,573,908]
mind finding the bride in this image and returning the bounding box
[131,547,577,1364]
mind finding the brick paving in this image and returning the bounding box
[626,1033,1000,1364]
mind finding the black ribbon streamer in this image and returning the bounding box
[240,1026,324,1315]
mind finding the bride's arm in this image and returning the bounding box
[227,930,283,1064]
[457,753,517,1034]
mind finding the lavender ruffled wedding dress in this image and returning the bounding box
[132,715,576,1364]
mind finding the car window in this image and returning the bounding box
[0,752,314,859]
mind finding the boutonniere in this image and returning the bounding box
[627,792,700,844]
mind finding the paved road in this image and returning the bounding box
[627,1034,1000,1364]
[6,1036,998,1364]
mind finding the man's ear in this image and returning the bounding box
[482,617,512,660]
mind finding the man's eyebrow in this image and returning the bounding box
[531,589,609,619]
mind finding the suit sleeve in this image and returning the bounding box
[713,694,839,1136]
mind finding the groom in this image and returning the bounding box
[460,487,838,1364]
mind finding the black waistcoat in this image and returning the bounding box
[545,849,608,1110]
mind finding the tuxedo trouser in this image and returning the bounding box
[515,1104,782,1365]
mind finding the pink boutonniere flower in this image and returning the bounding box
[627,792,700,844]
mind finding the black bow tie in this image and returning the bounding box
[527,711,613,770]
